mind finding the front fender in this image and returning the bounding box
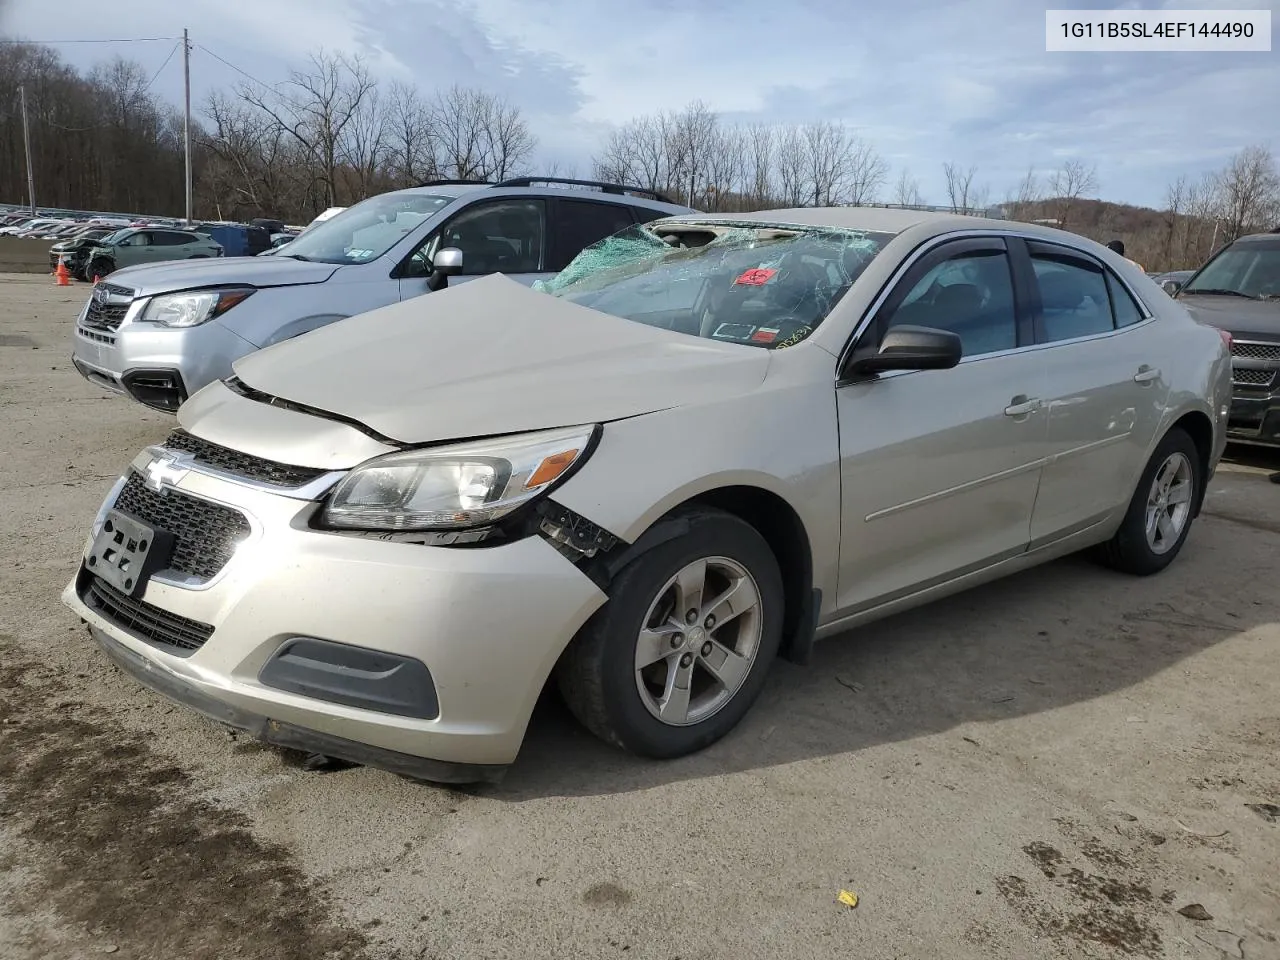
[258,313,350,347]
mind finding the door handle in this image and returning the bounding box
[1134,365,1161,384]
[1004,395,1041,417]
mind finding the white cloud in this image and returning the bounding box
[3,0,1277,207]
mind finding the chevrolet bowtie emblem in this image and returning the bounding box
[143,451,193,492]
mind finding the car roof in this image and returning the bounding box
[660,206,1006,234]
[382,183,692,215]
[1230,230,1280,245]
[659,206,1139,252]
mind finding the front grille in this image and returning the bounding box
[80,283,134,332]
[114,473,251,582]
[164,430,329,488]
[1233,368,1276,387]
[81,300,129,331]
[80,570,213,654]
[79,328,115,345]
[1232,341,1280,362]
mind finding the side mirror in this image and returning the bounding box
[845,324,963,377]
[1161,279,1182,295]
[426,247,464,291]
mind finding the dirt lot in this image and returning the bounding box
[1,272,1278,960]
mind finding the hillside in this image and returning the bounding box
[1005,198,1219,272]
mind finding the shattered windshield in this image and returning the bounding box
[538,222,893,349]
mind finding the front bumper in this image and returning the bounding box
[61,458,608,779]
[71,295,259,411]
[1225,389,1280,447]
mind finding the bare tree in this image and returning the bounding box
[1047,159,1098,228]
[599,114,671,195]
[703,124,745,211]
[667,101,717,205]
[943,162,978,213]
[383,81,436,186]
[340,84,386,197]
[844,134,888,205]
[894,168,924,207]
[1006,165,1040,221]
[201,92,299,218]
[542,158,580,179]
[1161,174,1188,266]
[774,125,807,207]
[802,121,848,206]
[1184,171,1223,263]
[481,94,536,180]
[744,123,775,208]
[430,85,535,181]
[238,51,379,208]
[1215,144,1280,244]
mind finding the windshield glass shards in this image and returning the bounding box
[538,222,894,349]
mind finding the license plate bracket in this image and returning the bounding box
[87,509,174,598]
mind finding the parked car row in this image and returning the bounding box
[0,207,307,281]
[51,227,224,281]
[60,176,1237,786]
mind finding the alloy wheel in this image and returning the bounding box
[633,556,764,727]
[1144,451,1193,555]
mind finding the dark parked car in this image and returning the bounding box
[1153,269,1195,294]
[1174,231,1280,447]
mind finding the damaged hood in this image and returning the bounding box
[230,274,771,444]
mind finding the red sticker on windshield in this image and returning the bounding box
[751,328,779,343]
[734,267,776,286]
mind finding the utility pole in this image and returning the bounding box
[19,84,36,215]
[183,28,193,225]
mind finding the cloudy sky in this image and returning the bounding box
[1,0,1276,208]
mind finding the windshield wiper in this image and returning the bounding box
[283,253,313,262]
[1184,287,1255,299]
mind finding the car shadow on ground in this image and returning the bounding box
[1222,442,1280,474]
[493,502,1277,801]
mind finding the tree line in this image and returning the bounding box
[1,40,1276,271]
[0,41,536,223]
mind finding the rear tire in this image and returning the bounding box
[556,508,784,758]
[1095,427,1201,575]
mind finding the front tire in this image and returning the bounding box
[87,257,114,279]
[557,508,784,758]
[1096,427,1201,575]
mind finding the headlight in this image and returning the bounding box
[321,425,598,531]
[140,288,255,328]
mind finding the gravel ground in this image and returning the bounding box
[1,273,1278,960]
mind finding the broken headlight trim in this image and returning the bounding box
[321,425,599,532]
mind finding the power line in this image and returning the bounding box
[197,44,307,112]
[197,44,279,92]
[143,40,182,92]
[0,37,179,44]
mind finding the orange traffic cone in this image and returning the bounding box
[93,274,102,284]
[54,262,71,286]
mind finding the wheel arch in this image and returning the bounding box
[1167,408,1215,516]
[583,483,819,666]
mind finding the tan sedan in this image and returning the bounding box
[62,208,1233,783]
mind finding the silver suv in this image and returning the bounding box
[70,178,691,411]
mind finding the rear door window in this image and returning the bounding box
[549,200,637,271]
